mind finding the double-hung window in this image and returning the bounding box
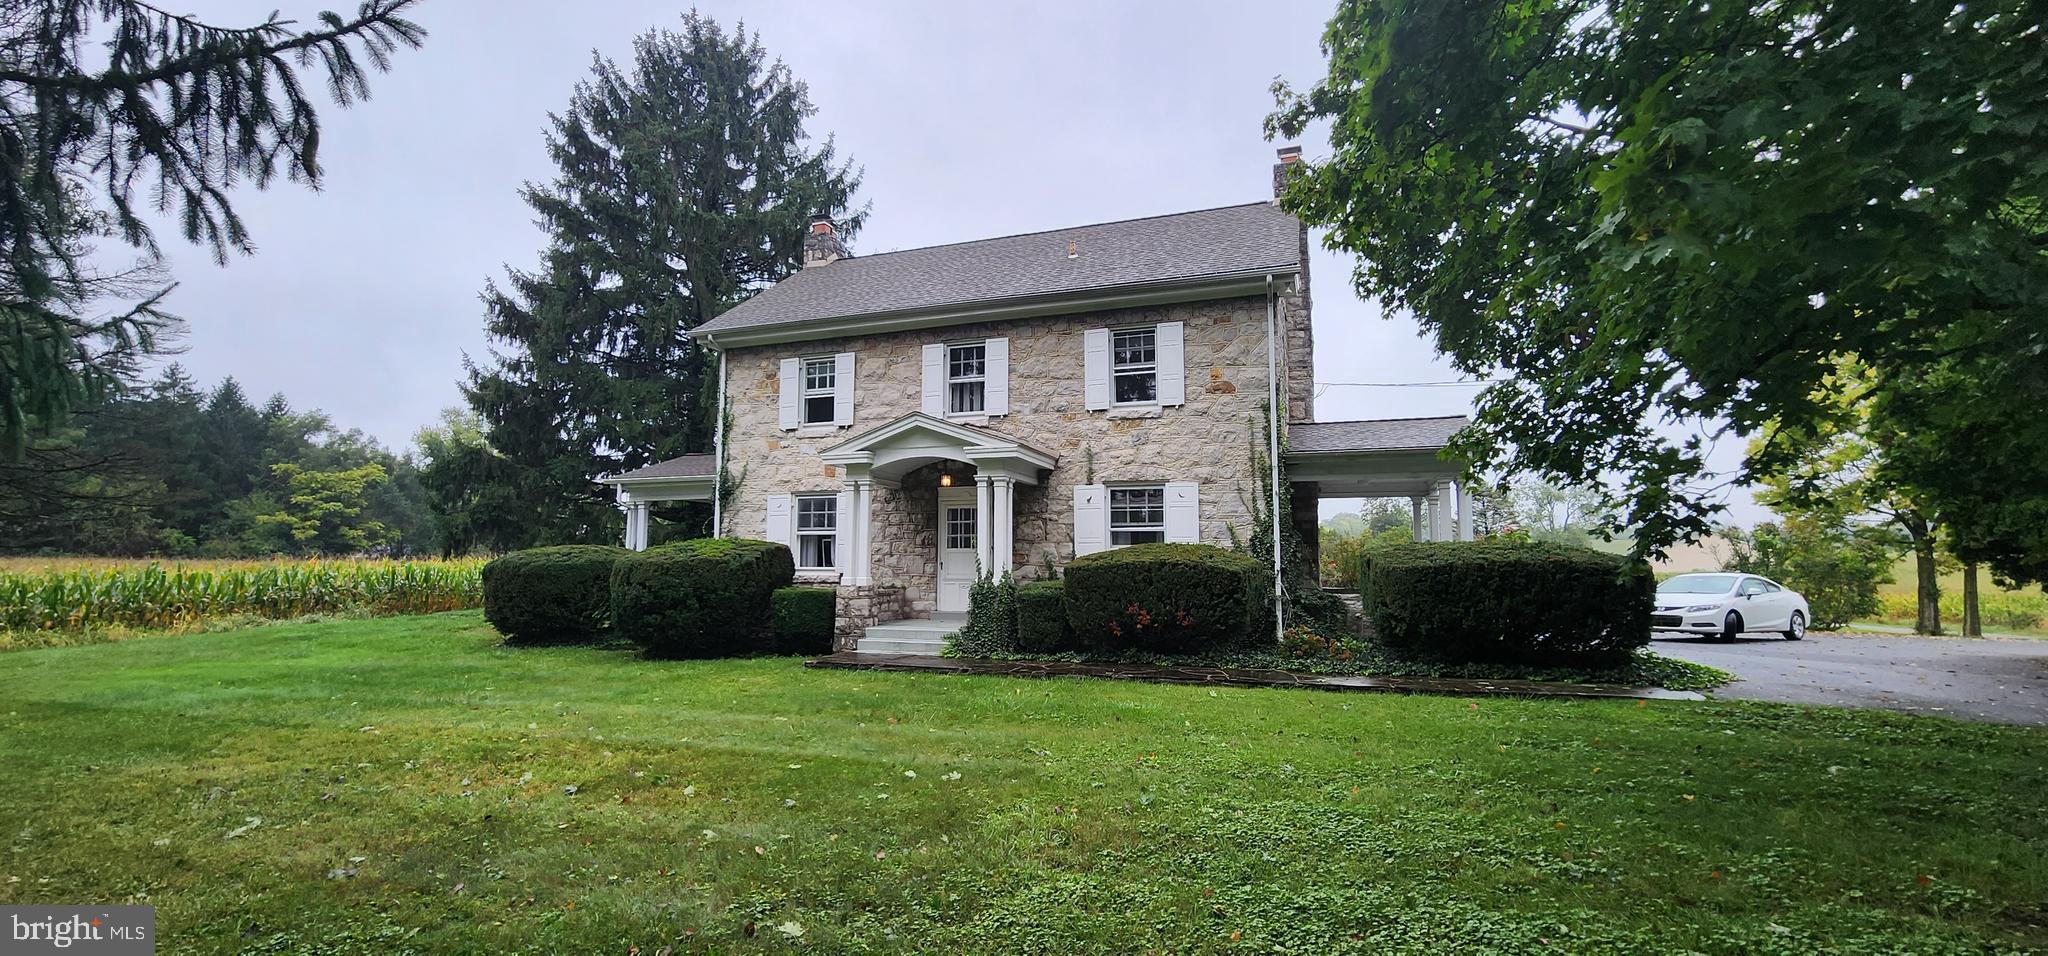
[1108,487,1166,545]
[1111,328,1157,404]
[795,495,837,569]
[946,343,986,414]
[801,358,837,425]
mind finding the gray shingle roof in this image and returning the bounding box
[1288,417,1469,454]
[698,202,1302,337]
[604,454,716,482]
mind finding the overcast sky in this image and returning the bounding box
[133,0,1758,523]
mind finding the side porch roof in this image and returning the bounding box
[1284,416,1469,498]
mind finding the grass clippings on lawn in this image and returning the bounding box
[0,611,2041,953]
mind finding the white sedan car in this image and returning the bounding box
[1654,573,1810,641]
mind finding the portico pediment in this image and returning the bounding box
[820,412,1056,485]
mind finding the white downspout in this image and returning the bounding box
[1265,274,1285,643]
[711,346,727,538]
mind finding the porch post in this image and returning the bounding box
[974,475,993,576]
[1430,480,1455,542]
[1410,496,1425,542]
[853,478,873,586]
[990,476,1015,576]
[625,501,650,551]
[1456,481,1475,542]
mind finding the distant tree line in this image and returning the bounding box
[0,365,434,556]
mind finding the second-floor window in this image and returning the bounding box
[1112,328,1157,404]
[947,343,986,414]
[796,495,837,568]
[1109,486,1166,545]
[801,358,836,425]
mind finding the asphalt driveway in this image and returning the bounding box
[1653,632,2048,725]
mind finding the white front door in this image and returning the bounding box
[936,488,978,614]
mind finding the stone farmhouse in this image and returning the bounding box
[599,148,1474,651]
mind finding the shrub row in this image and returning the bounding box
[1359,542,1651,663]
[1063,543,1268,654]
[483,539,824,658]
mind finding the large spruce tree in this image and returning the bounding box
[0,0,425,459]
[459,13,862,548]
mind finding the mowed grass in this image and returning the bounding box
[0,613,2042,953]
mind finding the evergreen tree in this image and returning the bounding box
[461,13,863,547]
[0,0,425,458]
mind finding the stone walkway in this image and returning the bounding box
[806,652,1704,701]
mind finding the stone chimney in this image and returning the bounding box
[803,214,845,268]
[1272,145,1303,201]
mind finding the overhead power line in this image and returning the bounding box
[1314,379,1502,388]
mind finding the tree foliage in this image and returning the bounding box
[458,13,862,548]
[0,0,424,458]
[1269,0,2048,580]
[0,364,435,556]
[1724,518,1893,630]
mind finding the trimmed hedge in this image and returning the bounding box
[1359,542,1652,664]
[481,545,629,644]
[609,538,794,658]
[1064,543,1267,654]
[770,586,836,655]
[1015,580,1075,653]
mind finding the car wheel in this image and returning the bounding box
[1719,611,1743,643]
[1784,611,1806,641]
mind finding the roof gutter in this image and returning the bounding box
[698,266,1295,351]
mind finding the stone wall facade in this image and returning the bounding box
[833,584,905,650]
[721,288,1309,619]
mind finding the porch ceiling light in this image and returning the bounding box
[939,472,953,487]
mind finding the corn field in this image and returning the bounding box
[0,558,486,632]
[1872,591,2048,632]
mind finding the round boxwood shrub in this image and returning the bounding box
[770,586,837,655]
[610,538,795,659]
[1359,542,1652,664]
[481,545,630,645]
[1015,579,1075,653]
[1063,543,1267,654]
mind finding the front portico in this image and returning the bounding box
[820,412,1057,593]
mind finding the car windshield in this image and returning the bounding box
[1657,574,1736,595]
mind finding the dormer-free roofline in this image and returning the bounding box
[699,266,1295,350]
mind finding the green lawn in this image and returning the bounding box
[2,613,2042,953]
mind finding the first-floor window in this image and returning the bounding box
[796,495,837,568]
[1109,486,1165,545]
[801,357,836,425]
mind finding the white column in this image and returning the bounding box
[625,501,649,551]
[974,475,992,577]
[853,479,873,586]
[991,476,1015,576]
[1431,480,1455,542]
[1410,497,1425,542]
[1456,481,1475,542]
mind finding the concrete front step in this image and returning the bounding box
[856,617,963,655]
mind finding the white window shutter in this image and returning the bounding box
[765,494,792,549]
[921,343,945,415]
[834,489,853,574]
[1083,328,1110,410]
[1164,481,1200,543]
[833,352,855,426]
[985,337,1009,416]
[777,359,799,430]
[1073,484,1107,555]
[1157,321,1186,406]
